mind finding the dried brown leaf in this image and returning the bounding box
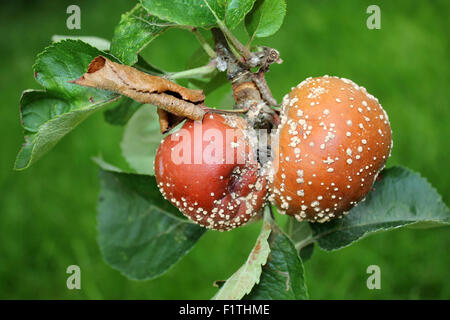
[71,56,206,121]
[157,108,185,134]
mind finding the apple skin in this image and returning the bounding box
[270,76,392,223]
[155,113,267,231]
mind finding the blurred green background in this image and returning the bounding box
[0,0,449,299]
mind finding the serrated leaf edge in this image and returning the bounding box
[96,170,205,281]
[15,40,120,170]
[313,166,450,251]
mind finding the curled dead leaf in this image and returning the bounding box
[157,108,186,134]
[71,56,206,121]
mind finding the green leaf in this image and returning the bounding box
[212,208,272,300]
[104,97,143,126]
[140,0,228,28]
[245,220,308,300]
[110,3,170,66]
[184,47,227,92]
[310,166,450,251]
[134,55,166,76]
[245,0,286,40]
[225,0,257,29]
[98,170,205,280]
[15,40,119,170]
[186,47,211,69]
[186,72,228,96]
[298,243,314,262]
[202,72,229,95]
[286,218,315,262]
[92,155,124,173]
[120,105,162,175]
[52,35,111,51]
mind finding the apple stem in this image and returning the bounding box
[211,28,280,131]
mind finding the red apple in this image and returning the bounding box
[155,113,267,231]
[269,76,392,222]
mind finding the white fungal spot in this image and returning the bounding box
[323,157,334,164]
